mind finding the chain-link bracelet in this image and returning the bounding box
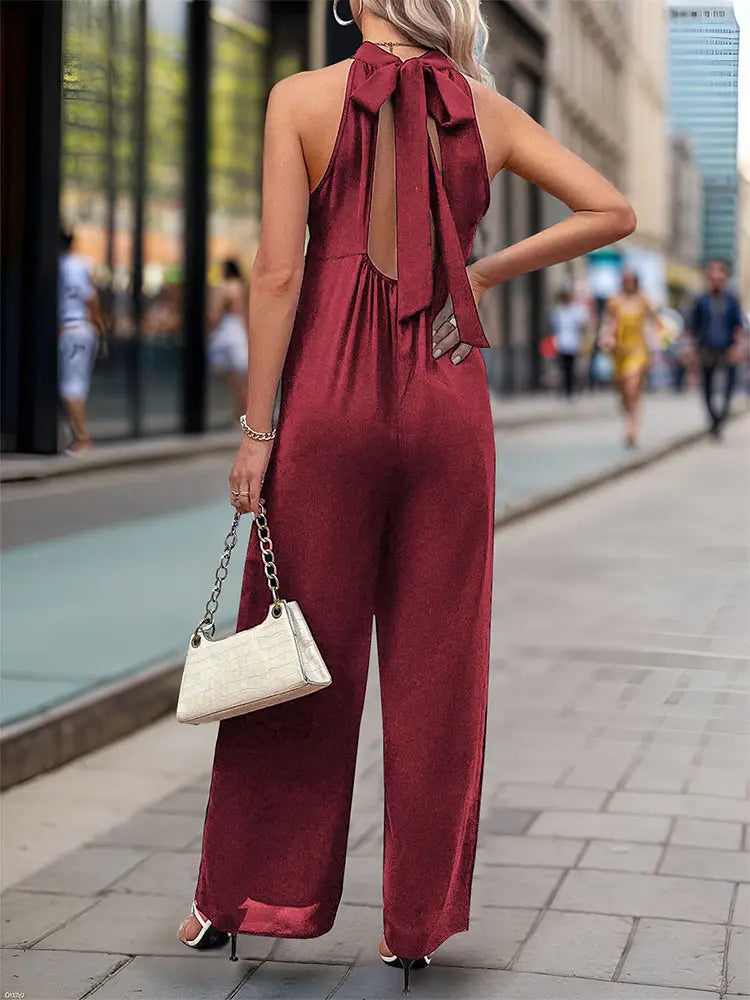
[239,414,276,441]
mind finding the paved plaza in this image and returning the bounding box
[1,414,749,999]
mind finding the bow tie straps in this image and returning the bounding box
[351,54,490,349]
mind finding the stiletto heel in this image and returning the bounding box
[379,939,431,994]
[401,957,415,995]
[229,933,238,961]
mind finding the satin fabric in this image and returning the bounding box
[194,41,496,959]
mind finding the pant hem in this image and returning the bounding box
[194,892,337,939]
[384,913,470,958]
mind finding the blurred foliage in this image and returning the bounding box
[61,1,268,221]
[209,14,266,218]
[61,0,186,208]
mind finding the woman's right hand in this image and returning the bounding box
[229,436,274,516]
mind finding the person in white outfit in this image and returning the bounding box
[207,259,249,419]
[549,289,589,399]
[58,229,103,454]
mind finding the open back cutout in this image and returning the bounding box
[366,100,443,281]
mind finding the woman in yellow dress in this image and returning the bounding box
[600,270,658,448]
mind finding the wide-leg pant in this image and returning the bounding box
[194,275,496,958]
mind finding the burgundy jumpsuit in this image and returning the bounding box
[194,41,496,959]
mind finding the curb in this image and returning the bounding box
[2,412,746,789]
[0,431,239,484]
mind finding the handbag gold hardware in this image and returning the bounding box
[176,500,332,725]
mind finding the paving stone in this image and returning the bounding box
[0,890,99,948]
[687,768,748,799]
[331,963,719,998]
[734,884,750,927]
[234,961,349,998]
[478,834,584,868]
[34,892,275,961]
[109,851,202,896]
[578,841,662,874]
[425,908,538,969]
[620,918,724,991]
[493,784,606,812]
[514,911,631,978]
[87,810,203,850]
[672,817,743,850]
[341,855,382,906]
[624,766,686,793]
[727,926,750,995]
[474,865,563,909]
[273,903,381,965]
[562,754,635,789]
[551,869,733,923]
[149,788,211,815]
[528,811,670,844]
[484,808,538,835]
[609,790,750,823]
[11,846,150,896]
[0,948,127,1000]
[89,954,256,999]
[660,845,750,883]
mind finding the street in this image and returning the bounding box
[1,410,748,999]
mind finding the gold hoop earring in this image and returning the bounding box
[333,0,354,26]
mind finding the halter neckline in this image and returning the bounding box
[355,40,449,67]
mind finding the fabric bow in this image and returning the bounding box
[351,50,489,349]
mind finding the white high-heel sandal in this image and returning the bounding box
[379,939,432,995]
[178,899,230,952]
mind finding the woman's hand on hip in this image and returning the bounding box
[431,270,487,365]
[229,437,274,516]
[432,294,472,365]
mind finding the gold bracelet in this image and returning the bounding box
[239,414,276,441]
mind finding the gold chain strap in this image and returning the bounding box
[191,500,281,647]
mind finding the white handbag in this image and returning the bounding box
[176,501,332,725]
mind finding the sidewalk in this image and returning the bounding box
[0,392,744,777]
[1,418,747,999]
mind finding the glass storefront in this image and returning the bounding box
[55,0,282,445]
[206,1,268,427]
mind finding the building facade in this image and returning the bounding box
[667,133,704,304]
[480,0,547,394]
[668,3,740,269]
[532,0,670,310]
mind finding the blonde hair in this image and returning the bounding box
[361,0,494,87]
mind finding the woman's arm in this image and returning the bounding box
[469,95,636,298]
[206,284,224,331]
[244,78,309,430]
[229,76,310,515]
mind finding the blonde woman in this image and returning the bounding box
[177,0,635,990]
[601,270,657,448]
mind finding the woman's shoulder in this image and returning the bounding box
[268,60,353,122]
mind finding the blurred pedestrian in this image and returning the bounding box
[207,259,249,419]
[685,258,746,439]
[58,228,103,455]
[599,270,658,448]
[177,0,635,985]
[549,289,588,399]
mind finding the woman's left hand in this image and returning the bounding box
[431,268,486,365]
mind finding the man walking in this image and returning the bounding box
[685,259,746,438]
